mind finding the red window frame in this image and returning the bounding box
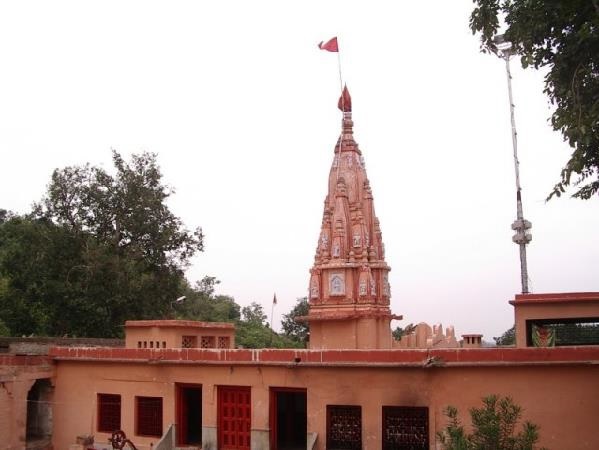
[136,396,163,437]
[97,393,121,433]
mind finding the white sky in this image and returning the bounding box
[1,1,598,341]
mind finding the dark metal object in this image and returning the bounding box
[109,430,138,450]
[326,405,362,449]
[382,406,429,450]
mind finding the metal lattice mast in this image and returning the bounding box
[495,34,532,294]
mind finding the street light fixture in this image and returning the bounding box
[494,34,532,294]
[171,295,186,310]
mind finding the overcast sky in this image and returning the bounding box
[1,1,598,340]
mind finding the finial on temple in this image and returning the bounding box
[337,85,352,112]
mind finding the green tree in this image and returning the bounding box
[235,301,303,349]
[0,216,87,336]
[494,325,516,346]
[0,209,10,224]
[470,1,599,199]
[437,395,546,450]
[241,302,267,325]
[0,319,9,336]
[0,151,204,337]
[175,277,241,323]
[36,151,203,266]
[281,297,309,346]
[392,323,416,341]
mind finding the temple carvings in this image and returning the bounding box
[301,86,401,349]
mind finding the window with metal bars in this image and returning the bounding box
[97,393,121,433]
[136,396,163,437]
[182,336,197,348]
[201,336,215,348]
[382,406,429,450]
[326,405,361,449]
[526,318,599,346]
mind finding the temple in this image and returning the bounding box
[301,86,401,349]
[1,88,599,450]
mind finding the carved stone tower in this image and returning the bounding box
[302,86,401,349]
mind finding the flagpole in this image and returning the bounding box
[336,39,344,180]
[337,45,344,95]
[270,293,276,330]
[269,293,277,347]
[319,36,345,178]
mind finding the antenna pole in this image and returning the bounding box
[500,40,532,294]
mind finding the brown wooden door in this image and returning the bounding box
[218,386,251,450]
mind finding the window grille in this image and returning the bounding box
[326,405,361,449]
[136,396,163,437]
[527,318,599,346]
[201,336,216,348]
[218,336,230,348]
[382,406,429,450]
[182,336,197,348]
[97,393,121,433]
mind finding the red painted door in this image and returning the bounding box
[218,386,251,450]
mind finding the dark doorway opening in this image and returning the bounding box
[270,388,307,450]
[176,384,202,446]
[26,378,53,450]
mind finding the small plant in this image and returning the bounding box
[437,395,546,450]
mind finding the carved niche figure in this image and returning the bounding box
[370,274,376,296]
[310,278,319,299]
[320,232,329,250]
[358,264,370,298]
[352,234,361,247]
[359,281,367,296]
[332,243,340,258]
[330,273,345,296]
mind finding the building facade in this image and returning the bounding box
[2,89,599,450]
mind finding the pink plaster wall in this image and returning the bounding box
[50,350,599,450]
[309,317,392,349]
[0,356,54,450]
[124,320,235,349]
[511,292,599,347]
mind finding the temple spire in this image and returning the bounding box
[301,87,401,350]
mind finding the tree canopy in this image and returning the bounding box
[470,0,599,199]
[0,151,203,337]
[280,297,309,346]
[233,301,302,349]
[1,152,308,348]
[494,325,516,346]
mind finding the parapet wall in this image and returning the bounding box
[49,345,599,367]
